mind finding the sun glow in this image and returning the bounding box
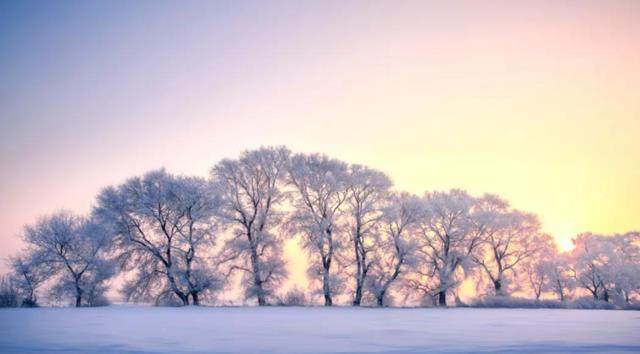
[558,237,576,253]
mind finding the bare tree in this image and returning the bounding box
[367,192,421,306]
[286,153,349,306]
[345,164,392,306]
[22,211,115,307]
[94,169,222,306]
[211,146,290,306]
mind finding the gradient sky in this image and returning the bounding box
[1,0,639,278]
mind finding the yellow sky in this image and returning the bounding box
[1,1,639,278]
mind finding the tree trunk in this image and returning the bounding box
[353,285,362,306]
[324,293,333,306]
[353,245,363,306]
[167,271,189,306]
[322,260,333,306]
[377,291,385,307]
[249,233,267,306]
[75,284,82,307]
[494,280,503,296]
[557,281,565,302]
[322,269,332,306]
[191,292,200,306]
[438,290,447,306]
[603,289,609,303]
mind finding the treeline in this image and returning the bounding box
[1,147,639,308]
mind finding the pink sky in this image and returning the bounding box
[1,1,639,277]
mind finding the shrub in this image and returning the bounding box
[0,276,19,308]
[470,296,565,309]
[276,288,308,306]
[568,297,616,310]
[622,302,640,311]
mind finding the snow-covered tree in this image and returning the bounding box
[345,164,392,306]
[608,232,640,303]
[522,234,557,300]
[473,207,543,296]
[94,169,222,306]
[211,146,290,306]
[569,233,617,302]
[367,192,421,306]
[545,253,575,301]
[8,254,50,307]
[22,211,115,307]
[414,189,484,306]
[286,153,349,306]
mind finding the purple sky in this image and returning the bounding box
[1,1,639,275]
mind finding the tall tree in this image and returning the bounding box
[608,232,640,303]
[522,234,557,300]
[287,153,349,306]
[570,233,613,301]
[212,146,290,306]
[367,192,421,306]
[545,253,575,302]
[416,190,483,306]
[473,208,543,296]
[345,164,392,306]
[571,232,640,303]
[94,170,222,306]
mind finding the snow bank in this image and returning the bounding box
[1,306,638,353]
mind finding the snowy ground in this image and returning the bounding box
[0,306,638,354]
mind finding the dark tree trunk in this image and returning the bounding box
[558,281,565,302]
[377,291,385,307]
[248,231,267,306]
[257,294,267,306]
[322,258,333,306]
[324,293,333,306]
[438,290,447,306]
[494,280,502,296]
[191,292,199,306]
[167,274,189,306]
[603,289,609,303]
[75,284,82,307]
[353,286,362,306]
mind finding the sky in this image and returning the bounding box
[1,0,639,281]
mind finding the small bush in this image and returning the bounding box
[0,276,19,308]
[276,288,308,306]
[568,297,616,310]
[21,298,39,308]
[154,291,186,307]
[622,302,640,311]
[470,296,564,309]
